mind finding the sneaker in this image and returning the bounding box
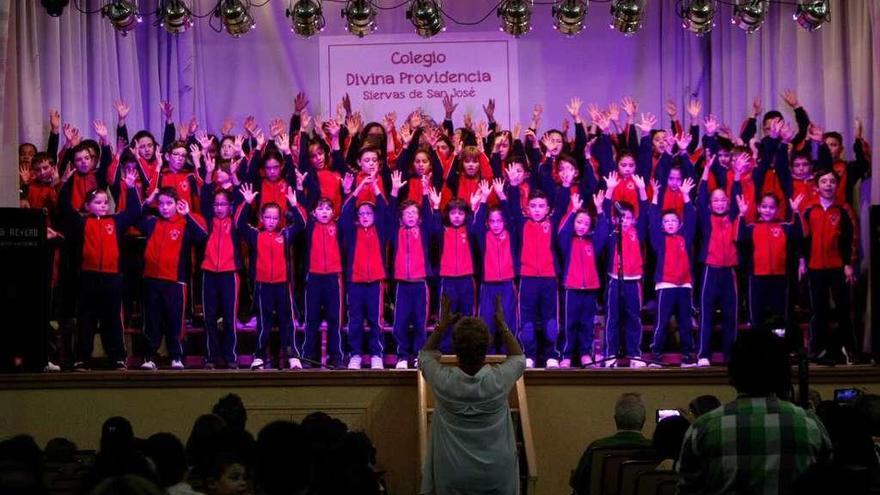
[545,358,560,369]
[630,359,647,368]
[680,360,698,368]
[204,362,216,370]
[648,362,663,368]
[525,358,535,368]
[605,358,617,368]
[250,358,265,370]
[72,361,89,372]
[580,355,594,367]
[594,353,604,363]
[244,316,257,329]
[44,361,62,372]
[288,358,303,370]
[348,356,362,370]
[395,359,409,370]
[140,360,158,371]
[370,356,384,369]
[227,362,239,370]
[171,359,185,370]
[697,358,711,367]
[114,361,127,371]
[559,359,571,369]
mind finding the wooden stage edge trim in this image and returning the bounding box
[1,365,879,390]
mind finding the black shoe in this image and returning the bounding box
[204,362,216,370]
[72,361,89,372]
[114,361,127,371]
[226,362,239,370]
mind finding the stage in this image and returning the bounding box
[3,365,879,495]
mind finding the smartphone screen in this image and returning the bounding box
[656,409,681,422]
[834,388,860,402]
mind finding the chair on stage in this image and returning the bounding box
[417,355,537,494]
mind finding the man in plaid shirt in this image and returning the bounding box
[678,331,832,494]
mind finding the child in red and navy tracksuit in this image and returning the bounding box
[289,196,345,369]
[506,186,564,368]
[648,177,697,367]
[138,187,208,370]
[387,171,433,369]
[341,175,388,370]
[200,185,243,369]
[556,192,609,368]
[236,184,301,370]
[472,180,518,355]
[60,171,142,370]
[696,162,742,366]
[801,168,859,363]
[601,172,649,367]
[149,140,201,213]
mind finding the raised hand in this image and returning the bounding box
[593,189,605,210]
[665,100,678,119]
[269,118,285,138]
[345,113,362,135]
[751,97,762,118]
[442,94,457,119]
[790,193,804,212]
[438,295,462,334]
[233,134,245,155]
[570,192,583,211]
[429,186,442,209]
[187,117,199,136]
[494,294,508,334]
[512,121,522,140]
[604,170,620,191]
[703,114,719,135]
[735,194,748,216]
[482,98,496,122]
[176,200,191,216]
[856,118,864,140]
[649,177,661,197]
[674,131,692,152]
[342,93,352,116]
[93,120,109,142]
[19,164,31,185]
[300,110,312,132]
[632,174,646,191]
[686,99,702,121]
[586,103,601,123]
[220,118,234,136]
[295,169,308,191]
[475,121,489,141]
[382,112,397,132]
[505,164,523,186]
[478,179,492,199]
[342,172,355,194]
[635,112,656,134]
[49,109,61,131]
[390,170,405,193]
[462,111,473,130]
[243,115,257,136]
[769,118,783,139]
[781,88,799,109]
[114,100,131,122]
[160,101,174,123]
[560,118,570,137]
[680,177,695,197]
[492,177,506,197]
[807,123,824,142]
[621,96,637,117]
[294,91,309,113]
[276,133,290,153]
[61,165,76,183]
[124,168,138,188]
[607,102,621,123]
[399,124,414,146]
[253,129,266,149]
[203,149,215,174]
[285,185,298,206]
[196,130,212,150]
[189,143,202,161]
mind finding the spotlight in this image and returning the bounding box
[286,0,325,38]
[497,0,532,37]
[552,0,589,36]
[794,0,830,32]
[157,0,193,34]
[407,0,444,39]
[41,0,69,17]
[680,0,716,35]
[216,0,255,37]
[609,0,645,35]
[342,0,377,37]
[102,0,142,36]
[731,0,768,33]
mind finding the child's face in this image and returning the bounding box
[413,152,431,177]
[19,145,36,166]
[86,192,110,217]
[667,169,682,191]
[527,197,549,222]
[314,202,334,223]
[558,160,577,185]
[652,131,669,154]
[213,194,232,219]
[545,132,563,155]
[359,152,379,175]
[220,139,235,160]
[261,206,281,231]
[434,140,450,157]
[448,207,466,227]
[618,156,636,177]
[309,144,326,169]
[264,159,282,181]
[817,173,838,200]
[401,204,420,227]
[792,157,812,179]
[462,158,480,177]
[618,210,634,229]
[710,189,729,214]
[74,150,93,174]
[208,463,247,495]
[824,136,843,160]
[136,137,156,161]
[488,210,505,235]
[662,213,681,234]
[762,117,779,137]
[215,169,231,186]
[33,160,54,183]
[157,195,177,219]
[717,149,731,167]
[574,212,591,237]
[758,196,778,221]
[357,204,375,228]
[494,135,510,158]
[166,147,187,172]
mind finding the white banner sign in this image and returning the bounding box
[319,33,519,129]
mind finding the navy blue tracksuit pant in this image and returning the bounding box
[143,278,186,361]
[304,273,343,366]
[748,275,787,330]
[348,281,384,357]
[562,289,598,361]
[605,278,642,359]
[698,266,737,361]
[479,281,517,354]
[808,268,855,358]
[651,287,694,361]
[518,276,560,362]
[78,272,126,363]
[254,281,297,361]
[202,271,239,365]
[438,276,476,353]
[393,280,428,362]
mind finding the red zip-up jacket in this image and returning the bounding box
[61,186,142,274]
[394,227,427,281]
[439,226,474,277]
[235,203,297,283]
[802,202,858,270]
[141,212,208,282]
[520,219,556,277]
[739,220,799,276]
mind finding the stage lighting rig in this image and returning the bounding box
[287,0,325,38]
[342,0,377,37]
[215,0,255,37]
[794,0,830,32]
[731,0,768,33]
[497,0,532,37]
[610,0,645,35]
[157,0,193,34]
[102,0,142,36]
[552,0,589,37]
[41,0,69,17]
[680,0,716,35]
[407,0,445,38]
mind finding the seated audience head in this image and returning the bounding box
[186,414,227,476]
[652,415,691,462]
[204,451,248,495]
[143,433,187,489]
[452,317,490,369]
[101,416,135,455]
[255,421,307,495]
[688,395,721,418]
[43,437,77,463]
[728,331,790,396]
[88,475,164,495]
[614,393,646,431]
[0,435,43,495]
[212,394,248,433]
